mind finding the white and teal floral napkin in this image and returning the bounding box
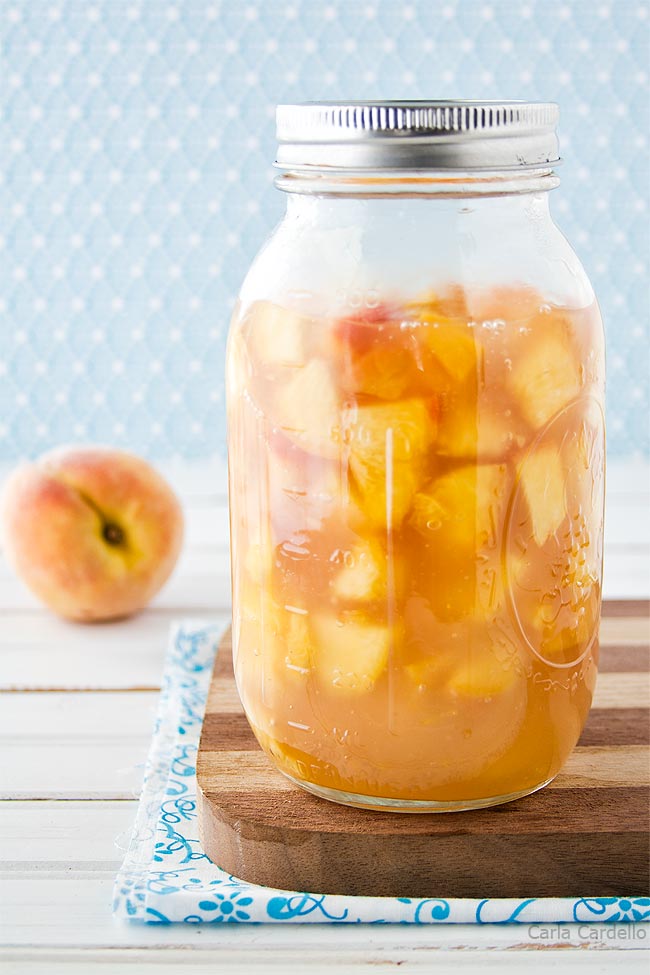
[112,621,649,925]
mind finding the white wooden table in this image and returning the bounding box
[1,462,649,973]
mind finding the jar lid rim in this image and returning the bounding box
[275,101,560,172]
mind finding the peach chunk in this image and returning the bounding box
[1,447,183,622]
[518,445,566,546]
[409,464,509,621]
[331,538,387,603]
[346,398,436,528]
[273,358,342,459]
[508,322,581,430]
[311,612,392,693]
[241,299,311,370]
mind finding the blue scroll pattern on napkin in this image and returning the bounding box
[112,621,650,925]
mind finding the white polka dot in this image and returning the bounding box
[7,7,22,22]
[127,6,141,21]
[170,328,182,342]
[128,72,140,86]
[538,38,551,53]
[383,38,395,52]
[28,40,42,55]
[244,5,257,19]
[93,392,105,405]
[109,169,123,184]
[147,105,160,119]
[132,391,144,403]
[91,265,104,280]
[146,40,159,54]
[186,39,199,54]
[150,360,162,373]
[113,360,125,374]
[344,38,356,52]
[35,361,47,375]
[225,39,238,54]
[187,104,200,119]
[31,170,44,185]
[10,138,24,153]
[8,73,22,88]
[72,361,85,375]
[324,6,336,20]
[70,233,84,248]
[190,360,202,373]
[55,391,67,404]
[148,169,161,183]
[87,6,99,21]
[48,72,62,87]
[616,39,629,52]
[111,297,124,311]
[52,265,64,280]
[68,105,81,120]
[167,6,179,20]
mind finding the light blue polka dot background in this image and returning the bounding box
[1,0,648,464]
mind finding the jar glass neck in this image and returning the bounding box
[275,168,559,199]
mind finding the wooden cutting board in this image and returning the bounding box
[197,601,650,898]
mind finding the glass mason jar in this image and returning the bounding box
[226,102,605,812]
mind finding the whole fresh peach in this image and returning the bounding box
[1,446,184,622]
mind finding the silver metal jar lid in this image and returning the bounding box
[275,101,560,173]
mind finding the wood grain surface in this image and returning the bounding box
[197,602,650,899]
